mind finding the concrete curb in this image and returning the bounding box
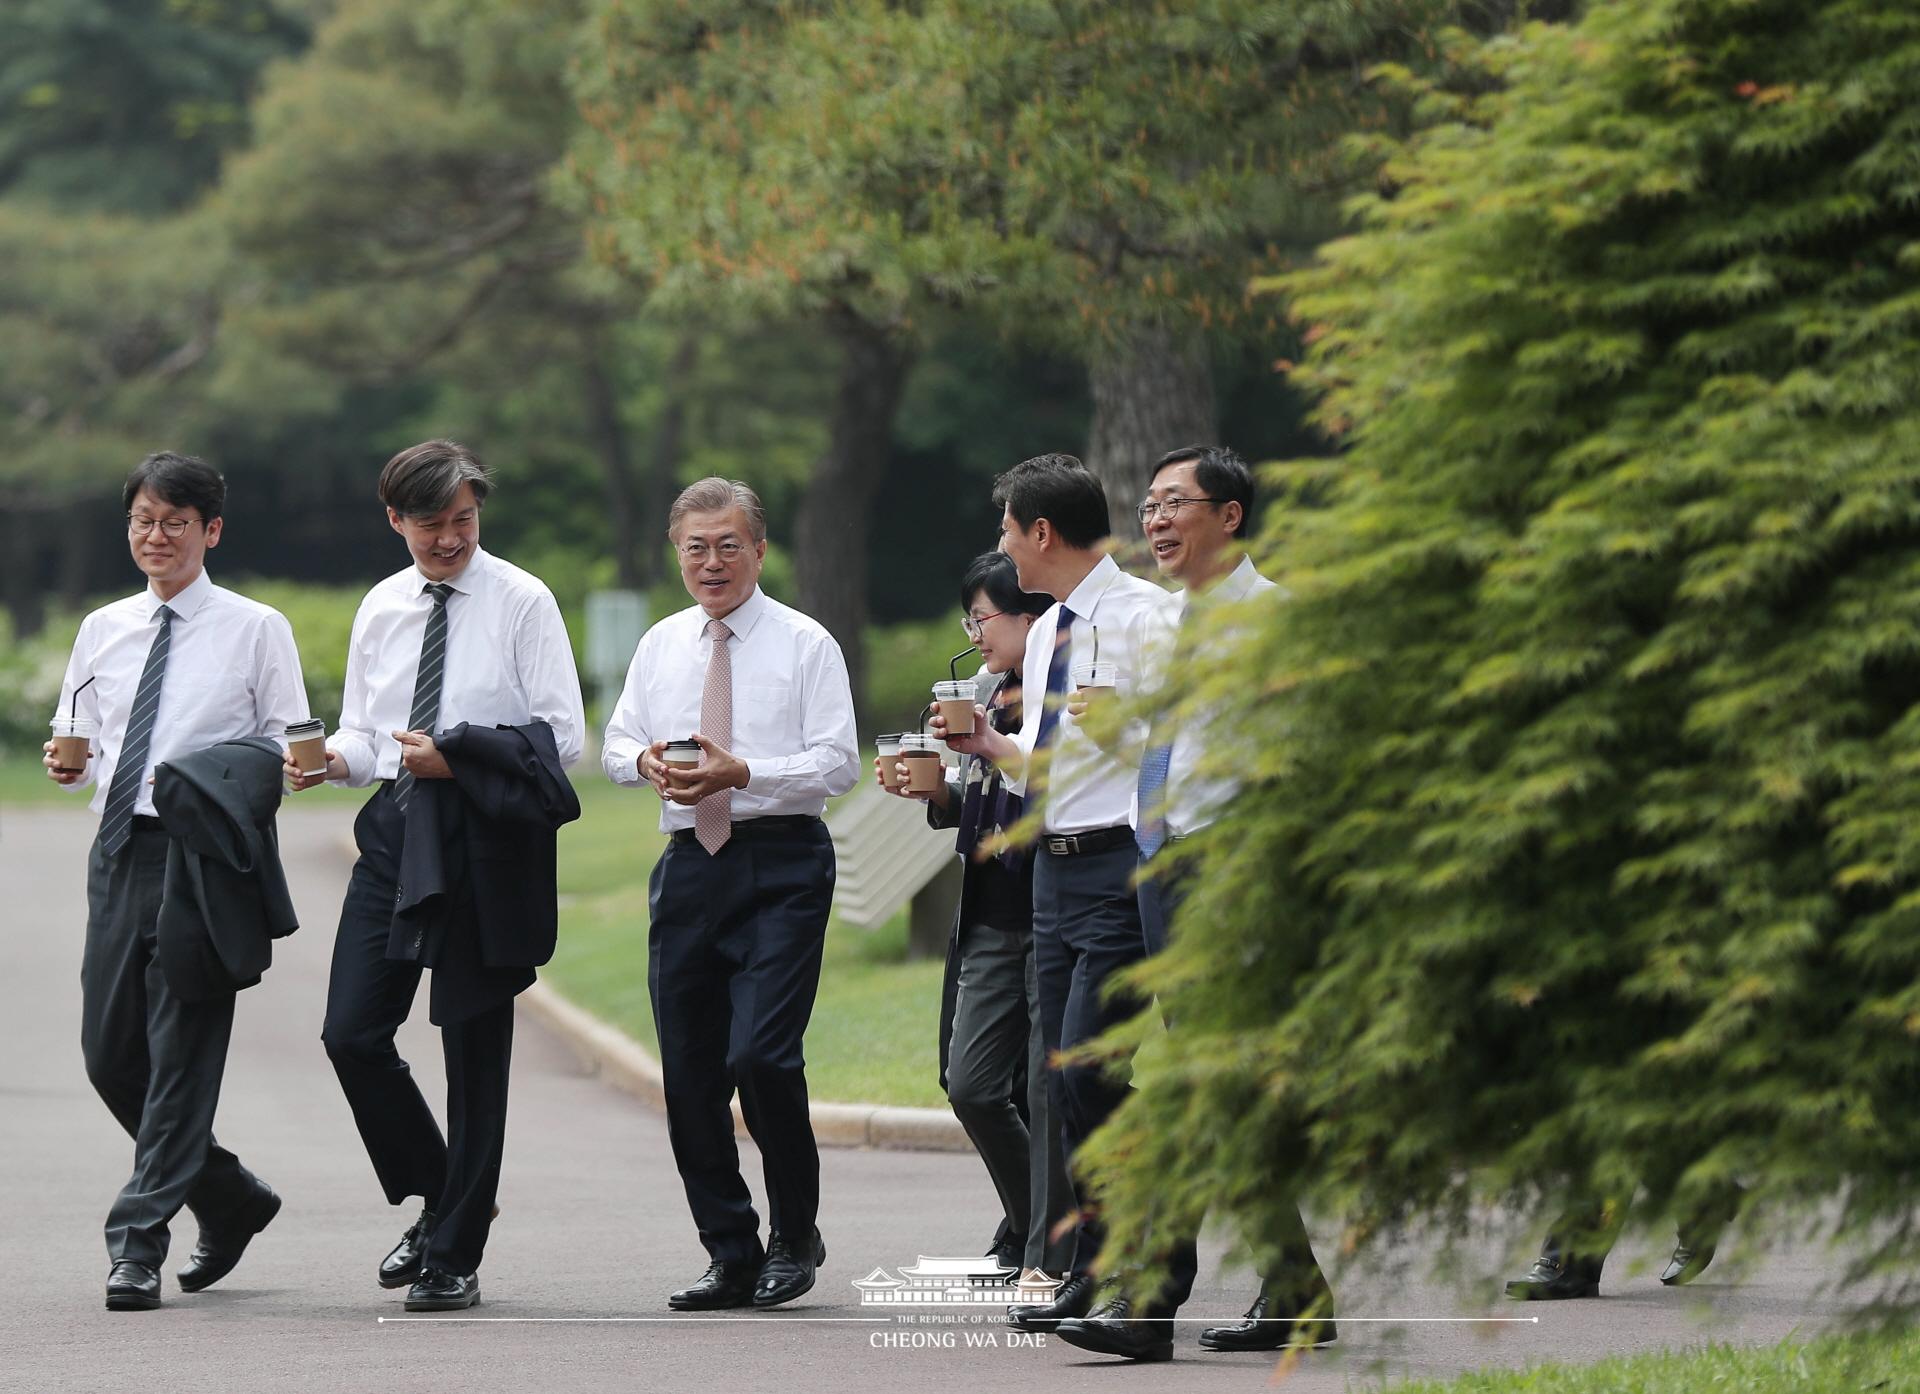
[521,981,973,1154]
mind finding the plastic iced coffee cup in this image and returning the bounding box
[898,733,944,795]
[876,734,906,789]
[1071,660,1118,697]
[286,719,328,777]
[663,739,703,768]
[931,680,977,737]
[49,715,95,776]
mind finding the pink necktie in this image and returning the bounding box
[695,617,734,854]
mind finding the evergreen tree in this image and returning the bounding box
[1078,0,1920,1300]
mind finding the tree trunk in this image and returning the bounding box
[1083,323,1218,541]
[638,332,700,586]
[582,344,643,590]
[792,310,913,723]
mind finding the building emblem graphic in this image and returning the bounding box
[853,1257,1062,1307]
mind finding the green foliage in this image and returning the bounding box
[0,0,310,212]
[1078,0,1920,1303]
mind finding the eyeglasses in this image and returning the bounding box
[678,540,749,562]
[962,611,1006,640]
[1135,497,1222,525]
[127,514,205,539]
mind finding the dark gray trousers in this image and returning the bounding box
[81,826,265,1268]
[945,920,1076,1272]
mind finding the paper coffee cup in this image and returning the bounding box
[664,739,703,768]
[931,680,977,736]
[898,733,944,795]
[49,715,95,775]
[286,718,328,777]
[1071,660,1118,692]
[876,734,907,789]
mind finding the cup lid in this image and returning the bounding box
[287,718,325,734]
[665,738,702,750]
[932,679,975,696]
[898,733,936,752]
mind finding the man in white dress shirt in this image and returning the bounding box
[46,452,309,1311]
[288,440,585,1312]
[603,476,858,1312]
[935,453,1178,1336]
[1055,445,1334,1362]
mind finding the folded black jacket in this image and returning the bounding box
[151,736,299,1002]
[387,720,581,982]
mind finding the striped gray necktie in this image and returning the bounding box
[99,603,175,855]
[392,582,454,810]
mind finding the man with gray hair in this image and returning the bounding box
[604,476,858,1310]
[289,439,585,1311]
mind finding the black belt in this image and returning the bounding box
[669,814,824,846]
[1040,824,1135,857]
[130,815,167,833]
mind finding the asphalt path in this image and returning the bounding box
[0,801,1873,1393]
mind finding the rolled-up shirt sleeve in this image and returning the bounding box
[52,616,104,796]
[251,610,311,746]
[602,635,653,787]
[330,600,379,787]
[741,630,858,800]
[517,590,587,770]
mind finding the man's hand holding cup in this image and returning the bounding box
[284,747,348,791]
[660,732,749,806]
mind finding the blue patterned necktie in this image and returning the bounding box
[1134,736,1174,859]
[99,603,175,855]
[392,582,454,810]
[1029,605,1076,755]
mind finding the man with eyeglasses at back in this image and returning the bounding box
[46,451,309,1311]
[604,477,858,1312]
[1053,444,1336,1363]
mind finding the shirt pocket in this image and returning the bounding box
[734,680,798,749]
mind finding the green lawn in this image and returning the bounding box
[545,779,950,1110]
[1399,1330,1920,1394]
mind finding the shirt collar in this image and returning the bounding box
[144,568,212,621]
[708,586,770,640]
[1063,554,1122,620]
[414,545,489,598]
[1184,554,1264,613]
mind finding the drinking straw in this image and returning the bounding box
[69,675,97,719]
[1090,624,1100,665]
[948,645,978,681]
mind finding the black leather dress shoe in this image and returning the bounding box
[1659,1239,1717,1286]
[1055,1298,1174,1362]
[1198,1292,1338,1351]
[1007,1272,1095,1332]
[1504,1249,1602,1300]
[106,1260,162,1311]
[404,1269,480,1312]
[177,1185,282,1293]
[379,1208,436,1290]
[669,1259,762,1311]
[753,1228,826,1308]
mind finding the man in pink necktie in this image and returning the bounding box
[603,477,860,1312]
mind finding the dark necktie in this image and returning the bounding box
[100,604,175,856]
[1029,605,1076,755]
[393,582,454,810]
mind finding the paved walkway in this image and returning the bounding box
[0,802,1868,1392]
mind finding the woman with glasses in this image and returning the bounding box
[877,551,1072,1274]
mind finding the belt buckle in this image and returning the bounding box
[1046,834,1075,856]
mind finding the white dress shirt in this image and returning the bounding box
[1009,554,1178,835]
[54,569,310,817]
[332,547,585,785]
[602,587,859,832]
[1161,555,1280,837]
